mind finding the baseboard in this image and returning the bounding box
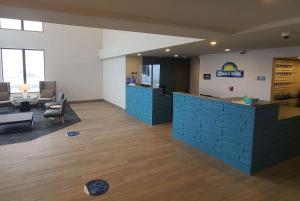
[68,99,125,111]
[69,99,103,104]
[102,100,125,111]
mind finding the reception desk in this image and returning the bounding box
[126,85,172,125]
[173,92,300,174]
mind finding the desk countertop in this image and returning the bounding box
[221,97,276,107]
[278,105,300,120]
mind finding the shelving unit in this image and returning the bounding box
[271,59,300,106]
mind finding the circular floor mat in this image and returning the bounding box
[84,179,110,196]
[66,131,80,137]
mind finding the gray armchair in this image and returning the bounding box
[37,81,56,105]
[44,98,67,124]
[0,82,13,110]
[44,92,64,110]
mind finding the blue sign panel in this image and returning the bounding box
[216,62,244,78]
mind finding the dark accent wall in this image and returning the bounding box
[143,57,190,94]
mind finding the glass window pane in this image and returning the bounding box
[25,50,45,92]
[152,64,160,88]
[0,18,22,30]
[23,20,43,32]
[1,49,24,93]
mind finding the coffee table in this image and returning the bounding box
[0,112,34,128]
[13,97,37,112]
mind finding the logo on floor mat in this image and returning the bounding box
[84,179,110,196]
[66,131,80,137]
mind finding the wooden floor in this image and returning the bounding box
[0,102,299,201]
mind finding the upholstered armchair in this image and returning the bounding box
[44,92,64,110]
[44,98,67,124]
[0,82,13,110]
[37,81,56,105]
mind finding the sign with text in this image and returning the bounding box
[216,62,244,78]
[203,74,211,80]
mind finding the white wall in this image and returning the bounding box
[102,56,143,109]
[100,29,202,59]
[199,46,300,101]
[0,23,103,101]
[102,56,126,109]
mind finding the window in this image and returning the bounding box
[23,20,43,32]
[0,18,43,32]
[25,50,45,92]
[0,18,22,30]
[1,49,45,93]
[1,49,23,93]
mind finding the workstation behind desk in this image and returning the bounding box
[125,56,190,125]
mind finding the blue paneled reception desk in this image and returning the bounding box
[173,92,300,174]
[126,85,172,125]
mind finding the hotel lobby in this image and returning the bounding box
[0,0,300,200]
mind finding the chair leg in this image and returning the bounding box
[9,105,15,112]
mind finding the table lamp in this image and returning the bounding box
[19,83,30,99]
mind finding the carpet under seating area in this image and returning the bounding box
[0,104,80,146]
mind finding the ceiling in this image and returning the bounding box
[0,0,300,56]
[137,24,300,57]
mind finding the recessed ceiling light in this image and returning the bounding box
[165,48,171,52]
[174,55,179,57]
[137,53,141,56]
[224,48,231,52]
[210,41,217,46]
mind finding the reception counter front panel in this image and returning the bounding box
[126,85,172,125]
[173,92,300,174]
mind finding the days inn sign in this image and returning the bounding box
[216,62,244,78]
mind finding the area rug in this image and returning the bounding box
[0,104,81,146]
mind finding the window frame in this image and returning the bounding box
[0,48,46,93]
[0,18,44,32]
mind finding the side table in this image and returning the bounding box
[20,101,31,112]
